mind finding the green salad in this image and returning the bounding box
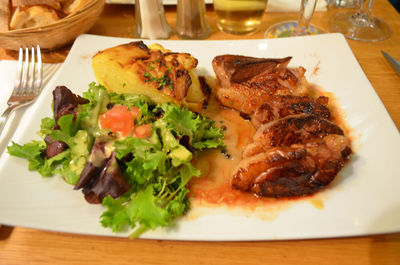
[8,83,224,238]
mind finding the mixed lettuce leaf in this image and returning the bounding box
[7,83,224,238]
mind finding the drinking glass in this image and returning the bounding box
[214,0,268,35]
[265,0,323,38]
[330,0,391,42]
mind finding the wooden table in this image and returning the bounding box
[1,1,400,264]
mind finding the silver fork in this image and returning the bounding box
[0,45,43,137]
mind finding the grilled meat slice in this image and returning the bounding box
[216,86,329,120]
[232,147,308,192]
[232,136,350,197]
[250,95,330,128]
[243,114,345,158]
[212,55,292,88]
[213,55,309,115]
[216,83,272,115]
[233,114,352,197]
[212,55,328,126]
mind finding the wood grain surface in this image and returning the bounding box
[1,0,400,264]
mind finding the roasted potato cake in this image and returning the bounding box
[92,41,209,112]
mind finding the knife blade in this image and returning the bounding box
[381,50,400,76]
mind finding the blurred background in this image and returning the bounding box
[389,0,400,11]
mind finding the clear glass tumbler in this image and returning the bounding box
[213,0,268,35]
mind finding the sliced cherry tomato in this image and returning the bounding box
[130,106,141,121]
[99,105,134,137]
[134,123,152,138]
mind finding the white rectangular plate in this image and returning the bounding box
[1,33,400,241]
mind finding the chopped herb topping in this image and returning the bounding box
[144,72,172,90]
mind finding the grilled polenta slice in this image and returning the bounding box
[92,41,209,112]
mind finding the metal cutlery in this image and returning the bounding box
[381,50,400,76]
[0,45,43,137]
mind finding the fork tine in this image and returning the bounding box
[20,47,30,95]
[27,47,35,94]
[34,45,43,94]
[12,48,23,96]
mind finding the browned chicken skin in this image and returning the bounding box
[250,94,331,128]
[213,55,308,113]
[243,114,345,158]
[212,55,303,93]
[213,54,352,197]
[212,55,329,128]
[232,114,352,197]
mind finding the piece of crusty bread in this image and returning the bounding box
[63,0,88,14]
[9,6,59,29]
[0,0,10,31]
[6,0,88,30]
[12,0,62,10]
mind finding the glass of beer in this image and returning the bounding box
[214,0,268,35]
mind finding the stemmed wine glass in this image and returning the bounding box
[265,0,323,38]
[330,0,391,42]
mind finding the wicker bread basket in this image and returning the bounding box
[0,0,104,51]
